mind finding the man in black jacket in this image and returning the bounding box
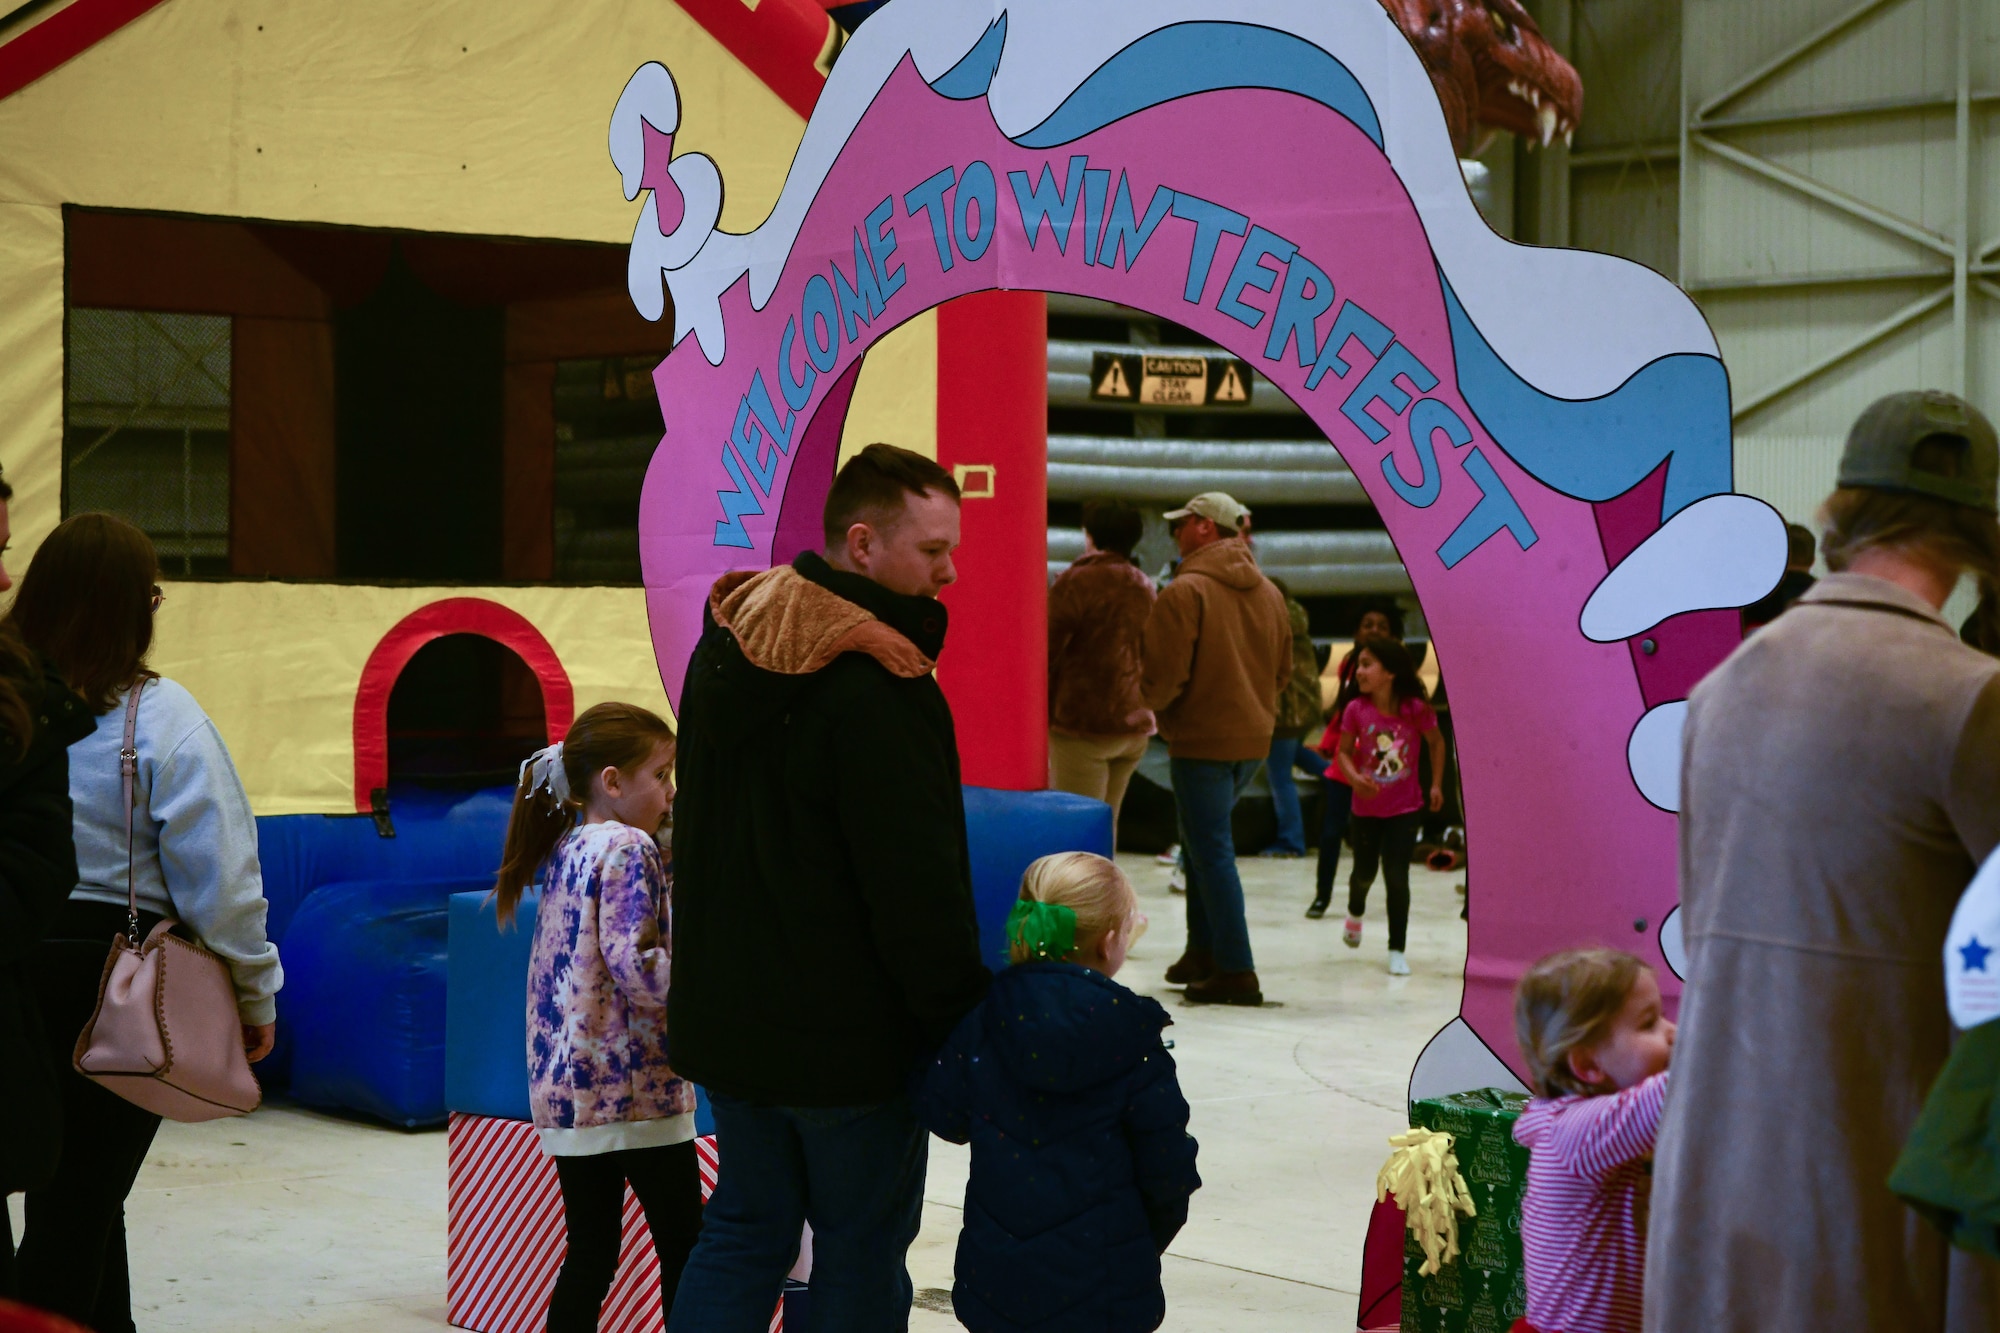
[667,444,990,1333]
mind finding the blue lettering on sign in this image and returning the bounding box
[1340,342,1438,442]
[1169,191,1250,304]
[778,318,815,411]
[864,196,906,300]
[745,369,792,461]
[1306,300,1393,390]
[802,275,840,373]
[1384,398,1471,509]
[903,167,957,271]
[730,396,779,494]
[1096,173,1172,270]
[714,443,764,549]
[1266,252,1334,366]
[833,234,886,342]
[1438,447,1539,566]
[1217,226,1296,329]
[1009,156,1088,253]
[955,160,998,261]
[1079,167,1111,267]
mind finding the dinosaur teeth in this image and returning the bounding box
[1563,126,1573,148]
[1539,103,1557,145]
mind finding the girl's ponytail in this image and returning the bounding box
[493,760,574,927]
[490,700,677,928]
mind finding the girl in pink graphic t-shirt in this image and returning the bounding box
[1332,637,1442,975]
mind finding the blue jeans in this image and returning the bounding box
[1171,757,1263,973]
[666,1093,926,1333]
[1263,735,1329,854]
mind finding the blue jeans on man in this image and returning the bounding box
[1262,734,1330,855]
[1171,757,1264,973]
[666,1093,926,1333]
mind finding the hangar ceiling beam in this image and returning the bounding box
[1730,285,1953,421]
[1690,131,1955,259]
[1952,0,1971,392]
[1693,0,1903,121]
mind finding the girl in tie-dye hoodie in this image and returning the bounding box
[492,702,698,1333]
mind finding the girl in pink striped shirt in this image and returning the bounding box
[1510,949,1675,1333]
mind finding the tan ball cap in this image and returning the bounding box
[1163,492,1251,531]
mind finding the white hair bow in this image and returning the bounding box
[519,741,570,803]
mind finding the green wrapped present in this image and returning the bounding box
[1402,1089,1532,1333]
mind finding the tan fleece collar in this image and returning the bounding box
[710,566,936,678]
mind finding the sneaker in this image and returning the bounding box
[1342,916,1362,948]
[1168,865,1187,894]
[1183,969,1263,1006]
[1164,948,1214,986]
[1155,844,1181,866]
[1387,950,1411,976]
[1306,894,1331,919]
[1256,847,1304,859]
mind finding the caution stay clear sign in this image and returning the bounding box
[1089,351,1255,408]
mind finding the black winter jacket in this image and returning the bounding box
[917,963,1201,1333]
[0,658,93,1192]
[669,552,990,1106]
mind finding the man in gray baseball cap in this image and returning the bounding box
[1647,388,2000,1329]
[1835,389,1999,513]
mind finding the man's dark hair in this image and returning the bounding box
[1081,499,1143,558]
[822,443,960,548]
[1785,522,1816,569]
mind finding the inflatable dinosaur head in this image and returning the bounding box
[1379,0,1582,155]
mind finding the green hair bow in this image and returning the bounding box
[1007,899,1077,961]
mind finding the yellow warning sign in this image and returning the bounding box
[1213,362,1249,403]
[1086,351,1255,408]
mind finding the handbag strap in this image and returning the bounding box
[120,677,148,945]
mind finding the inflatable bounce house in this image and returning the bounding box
[0,0,1789,1328]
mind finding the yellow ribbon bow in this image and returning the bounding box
[1375,1127,1478,1276]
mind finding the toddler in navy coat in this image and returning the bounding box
[917,852,1201,1333]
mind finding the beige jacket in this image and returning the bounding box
[1647,573,2000,1331]
[1139,537,1291,761]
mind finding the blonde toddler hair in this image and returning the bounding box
[1513,947,1646,1098]
[1010,852,1139,964]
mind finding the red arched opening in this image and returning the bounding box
[353,598,575,811]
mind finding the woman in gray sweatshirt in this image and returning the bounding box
[7,512,281,1333]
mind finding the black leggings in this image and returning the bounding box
[1314,779,1353,902]
[1349,811,1421,951]
[548,1139,704,1333]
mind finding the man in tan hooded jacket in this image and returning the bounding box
[1141,492,1291,1005]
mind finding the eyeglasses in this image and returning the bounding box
[150,586,164,612]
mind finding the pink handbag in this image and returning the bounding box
[71,677,261,1122]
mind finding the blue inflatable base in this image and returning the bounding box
[281,877,490,1127]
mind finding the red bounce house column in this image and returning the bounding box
[934,291,1048,791]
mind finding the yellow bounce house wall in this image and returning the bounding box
[0,0,938,813]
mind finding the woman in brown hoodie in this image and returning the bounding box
[1048,500,1156,840]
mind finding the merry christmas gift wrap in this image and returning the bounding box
[1402,1089,1531,1333]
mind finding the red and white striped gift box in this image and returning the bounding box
[446,1113,783,1333]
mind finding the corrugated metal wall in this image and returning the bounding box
[1523,0,1996,616]
[1684,0,1996,517]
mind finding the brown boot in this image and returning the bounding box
[1163,948,1214,986]
[1184,970,1264,1006]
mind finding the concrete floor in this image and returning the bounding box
[28,852,1467,1332]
